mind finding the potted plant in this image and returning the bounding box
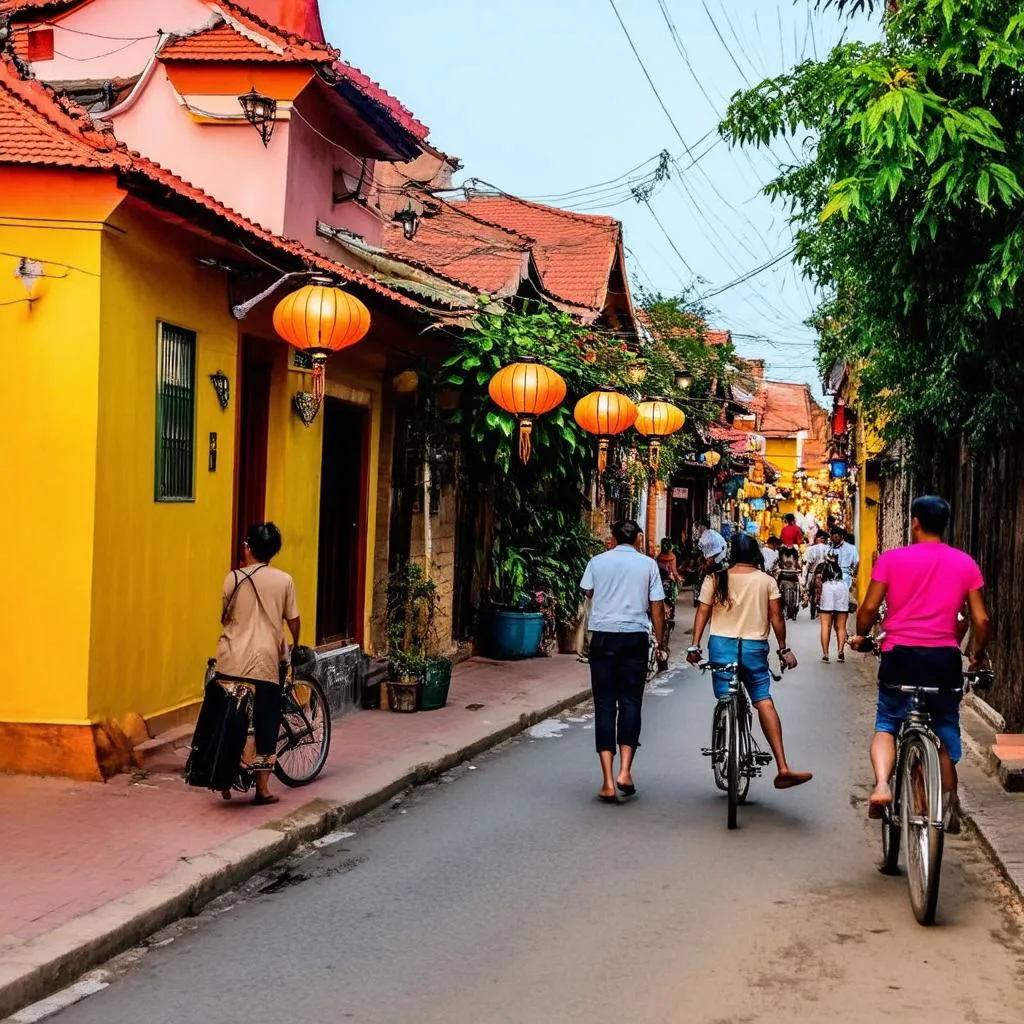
[383,563,439,713]
[420,653,453,711]
[481,537,547,659]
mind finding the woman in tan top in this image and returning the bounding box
[687,532,812,790]
[215,522,300,805]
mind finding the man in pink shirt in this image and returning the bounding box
[850,496,990,831]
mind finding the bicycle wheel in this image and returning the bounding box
[274,679,332,787]
[711,702,729,791]
[901,736,944,924]
[726,698,739,830]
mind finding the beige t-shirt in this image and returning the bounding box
[699,570,780,640]
[215,564,299,683]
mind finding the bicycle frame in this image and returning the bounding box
[890,692,945,830]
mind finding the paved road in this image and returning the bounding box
[42,618,1024,1024]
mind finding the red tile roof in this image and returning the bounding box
[707,329,732,346]
[333,60,429,142]
[230,0,326,43]
[0,53,419,310]
[708,422,753,457]
[757,380,812,438]
[382,205,530,297]
[451,194,621,313]
[160,19,330,63]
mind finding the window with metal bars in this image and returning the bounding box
[155,322,197,501]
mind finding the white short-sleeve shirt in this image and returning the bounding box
[580,545,665,633]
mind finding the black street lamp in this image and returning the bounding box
[238,88,277,146]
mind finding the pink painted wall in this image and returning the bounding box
[116,65,292,234]
[27,0,211,82]
[285,84,385,253]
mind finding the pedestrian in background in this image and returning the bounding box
[818,554,850,663]
[215,522,300,805]
[780,513,804,548]
[761,536,780,574]
[580,519,666,803]
[802,529,830,619]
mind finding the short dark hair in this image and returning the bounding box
[660,537,674,554]
[611,519,641,546]
[815,530,829,542]
[830,525,844,538]
[246,522,283,562]
[698,516,712,529]
[767,535,780,546]
[912,495,951,536]
[784,513,796,525]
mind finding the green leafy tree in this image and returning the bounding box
[722,0,1024,453]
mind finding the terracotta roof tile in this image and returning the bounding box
[0,54,419,310]
[757,380,812,438]
[382,206,529,296]
[333,60,429,142]
[451,194,621,312]
[708,422,752,456]
[160,21,325,63]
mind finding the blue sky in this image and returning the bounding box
[325,1,876,395]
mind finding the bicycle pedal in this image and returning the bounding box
[701,747,714,757]
[754,753,773,765]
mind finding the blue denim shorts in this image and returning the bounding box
[707,636,773,703]
[875,647,963,762]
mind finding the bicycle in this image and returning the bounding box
[865,636,993,924]
[700,645,779,829]
[209,655,332,790]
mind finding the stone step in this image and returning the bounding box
[135,723,194,774]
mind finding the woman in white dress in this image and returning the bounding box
[818,554,850,663]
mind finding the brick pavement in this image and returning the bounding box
[0,655,589,952]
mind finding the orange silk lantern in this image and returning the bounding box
[635,398,685,468]
[488,356,567,462]
[573,386,638,474]
[273,277,371,404]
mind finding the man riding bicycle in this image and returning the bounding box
[850,495,990,832]
[695,516,727,574]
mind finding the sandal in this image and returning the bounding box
[253,792,280,806]
[821,656,830,663]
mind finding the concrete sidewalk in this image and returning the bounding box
[0,654,591,1019]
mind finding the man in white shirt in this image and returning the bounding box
[830,526,860,591]
[696,516,728,573]
[580,519,666,804]
[802,529,830,618]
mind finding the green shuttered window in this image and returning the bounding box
[155,322,197,501]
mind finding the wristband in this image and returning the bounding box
[687,645,702,654]
[778,647,791,655]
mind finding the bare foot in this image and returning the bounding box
[774,771,813,789]
[598,785,617,799]
[867,784,892,818]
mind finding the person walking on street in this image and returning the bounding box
[761,535,780,574]
[580,519,666,803]
[687,533,812,790]
[802,529,830,619]
[830,526,859,591]
[695,517,728,573]
[818,554,849,662]
[780,513,804,548]
[215,522,300,806]
[850,496,990,831]
[776,543,802,620]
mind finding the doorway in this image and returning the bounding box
[234,339,273,565]
[317,396,369,644]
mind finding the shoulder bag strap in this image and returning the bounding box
[220,565,267,626]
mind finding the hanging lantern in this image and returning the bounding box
[674,369,693,391]
[829,455,849,479]
[634,397,685,468]
[573,386,638,474]
[488,355,566,462]
[831,398,847,436]
[700,450,722,469]
[238,88,277,146]
[273,277,371,405]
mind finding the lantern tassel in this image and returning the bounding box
[312,356,326,404]
[598,438,609,475]
[649,440,661,469]
[518,417,533,463]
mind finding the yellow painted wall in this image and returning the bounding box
[0,171,122,722]
[87,199,242,721]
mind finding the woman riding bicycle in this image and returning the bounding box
[215,522,301,806]
[657,538,682,599]
[687,532,812,790]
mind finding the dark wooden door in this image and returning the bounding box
[317,397,369,644]
[234,341,273,565]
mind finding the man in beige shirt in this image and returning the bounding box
[216,522,300,805]
[687,533,812,790]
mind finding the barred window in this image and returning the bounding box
[155,322,196,501]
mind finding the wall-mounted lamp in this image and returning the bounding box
[393,201,420,241]
[15,258,43,298]
[293,391,321,427]
[238,88,277,146]
[209,369,230,410]
[674,369,693,390]
[392,369,419,393]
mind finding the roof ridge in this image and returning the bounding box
[210,1,335,56]
[459,191,621,228]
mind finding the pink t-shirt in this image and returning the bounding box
[872,543,984,651]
